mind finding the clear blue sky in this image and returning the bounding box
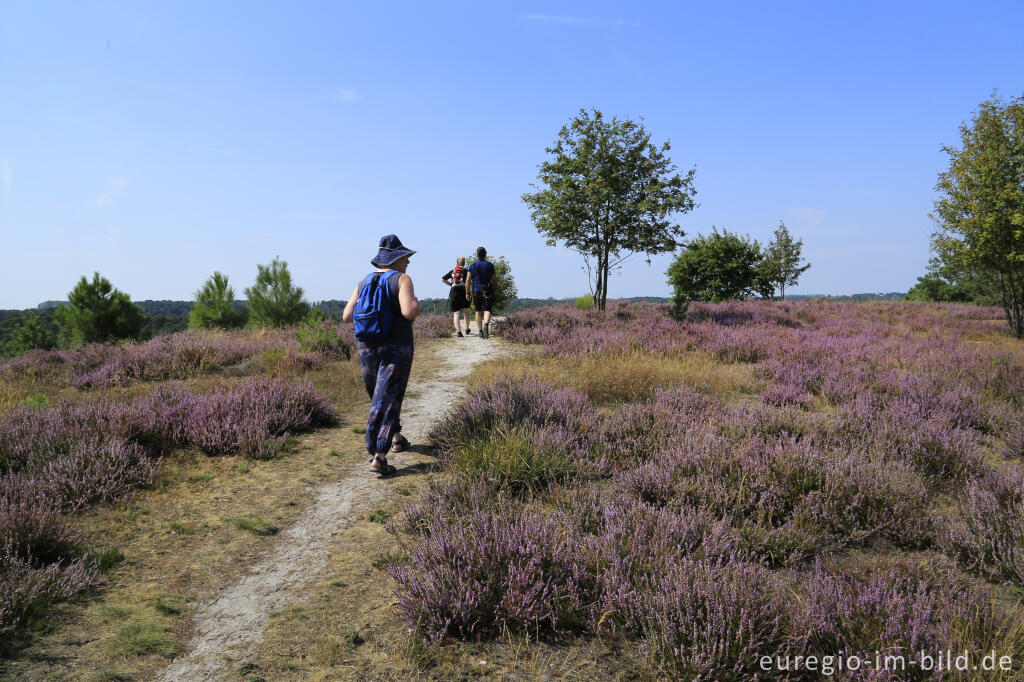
[2,1,1022,309]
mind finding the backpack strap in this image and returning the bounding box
[373,269,401,315]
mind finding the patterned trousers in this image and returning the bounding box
[357,343,414,455]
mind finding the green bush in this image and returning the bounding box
[245,257,310,328]
[449,427,577,493]
[295,308,351,359]
[574,295,594,310]
[189,271,247,330]
[55,272,146,345]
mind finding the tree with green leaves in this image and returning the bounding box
[189,271,248,330]
[3,312,56,356]
[758,221,810,300]
[931,91,1024,337]
[666,229,765,316]
[244,256,310,328]
[55,272,146,345]
[905,257,997,305]
[522,108,697,311]
[466,254,518,312]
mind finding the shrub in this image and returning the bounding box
[55,272,146,345]
[189,271,247,330]
[295,309,351,359]
[0,549,102,636]
[796,558,1003,676]
[389,505,590,642]
[941,467,1024,585]
[448,425,579,493]
[244,256,310,328]
[620,558,791,678]
[429,372,594,457]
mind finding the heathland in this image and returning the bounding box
[2,300,1024,680]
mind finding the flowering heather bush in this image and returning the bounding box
[429,372,595,457]
[795,454,931,548]
[0,478,81,563]
[595,386,715,466]
[761,382,814,408]
[0,376,335,640]
[413,314,454,339]
[139,379,336,459]
[796,559,1001,680]
[396,300,1024,668]
[941,466,1024,586]
[0,324,361,390]
[35,440,159,513]
[0,549,102,636]
[828,392,984,484]
[620,558,792,679]
[389,505,592,642]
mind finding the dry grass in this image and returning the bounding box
[0,357,367,680]
[469,349,760,403]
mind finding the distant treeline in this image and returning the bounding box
[1,293,913,353]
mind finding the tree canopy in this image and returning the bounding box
[759,221,811,300]
[931,91,1024,337]
[666,229,768,316]
[522,108,697,310]
[904,257,997,305]
[55,272,146,345]
[244,257,310,328]
[190,271,248,330]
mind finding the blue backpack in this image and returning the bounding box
[353,270,399,342]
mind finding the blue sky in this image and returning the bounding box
[2,1,1022,309]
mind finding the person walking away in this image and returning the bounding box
[441,256,472,337]
[342,234,420,476]
[466,246,497,338]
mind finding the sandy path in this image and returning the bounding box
[158,332,509,680]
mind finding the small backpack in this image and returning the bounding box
[353,270,398,342]
[452,265,466,286]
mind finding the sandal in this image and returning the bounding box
[391,434,410,453]
[370,454,398,477]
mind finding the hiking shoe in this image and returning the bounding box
[456,331,464,337]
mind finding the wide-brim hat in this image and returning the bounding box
[371,234,416,267]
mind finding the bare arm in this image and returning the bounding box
[466,270,473,298]
[341,284,360,323]
[398,273,420,320]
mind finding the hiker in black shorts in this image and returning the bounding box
[466,246,497,339]
[441,256,472,337]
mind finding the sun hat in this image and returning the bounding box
[371,234,416,267]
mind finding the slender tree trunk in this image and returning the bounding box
[999,272,1014,336]
[1007,269,1023,339]
[780,282,786,301]
[601,250,610,311]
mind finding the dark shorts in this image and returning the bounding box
[449,285,470,312]
[473,288,494,312]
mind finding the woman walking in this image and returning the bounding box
[342,234,420,476]
[441,256,472,336]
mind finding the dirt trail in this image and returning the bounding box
[158,331,510,681]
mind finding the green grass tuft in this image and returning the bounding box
[230,515,279,535]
